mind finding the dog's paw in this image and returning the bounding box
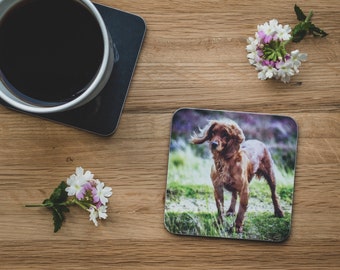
[217,216,224,225]
[235,225,243,233]
[275,208,284,218]
[226,211,235,216]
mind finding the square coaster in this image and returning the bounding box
[164,108,298,242]
[0,4,146,136]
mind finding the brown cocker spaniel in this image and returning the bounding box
[192,119,284,233]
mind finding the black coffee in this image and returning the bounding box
[0,0,104,103]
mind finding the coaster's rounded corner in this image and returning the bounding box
[163,212,178,236]
[270,224,293,243]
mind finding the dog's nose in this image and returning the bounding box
[211,141,218,149]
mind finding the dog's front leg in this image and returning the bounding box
[235,184,249,233]
[213,185,224,224]
[226,191,237,216]
[211,165,225,224]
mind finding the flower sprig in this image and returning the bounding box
[246,4,328,83]
[25,167,112,232]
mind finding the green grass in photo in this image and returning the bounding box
[165,147,295,241]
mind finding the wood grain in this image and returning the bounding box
[0,0,339,269]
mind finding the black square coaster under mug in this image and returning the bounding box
[0,2,146,136]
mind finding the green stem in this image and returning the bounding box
[25,204,47,207]
[305,10,313,23]
[59,198,77,207]
[73,200,89,211]
[59,198,94,211]
[25,198,94,211]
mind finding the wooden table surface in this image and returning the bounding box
[0,0,339,269]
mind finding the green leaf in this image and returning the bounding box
[292,29,307,43]
[51,207,63,233]
[51,205,70,233]
[294,4,306,21]
[26,180,72,232]
[49,181,68,203]
[310,24,328,37]
[292,5,328,42]
[42,181,70,232]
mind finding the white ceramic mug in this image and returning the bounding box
[0,0,114,113]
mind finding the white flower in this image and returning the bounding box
[257,65,277,80]
[92,180,113,206]
[276,60,295,83]
[65,167,94,199]
[88,207,98,226]
[269,19,279,29]
[98,205,108,220]
[276,24,292,41]
[88,205,108,227]
[246,37,260,65]
[290,50,308,72]
[246,37,258,52]
[258,19,278,37]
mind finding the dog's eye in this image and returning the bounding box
[211,131,215,136]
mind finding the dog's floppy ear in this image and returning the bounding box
[192,121,216,144]
[227,122,245,144]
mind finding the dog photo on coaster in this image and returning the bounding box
[164,108,298,242]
